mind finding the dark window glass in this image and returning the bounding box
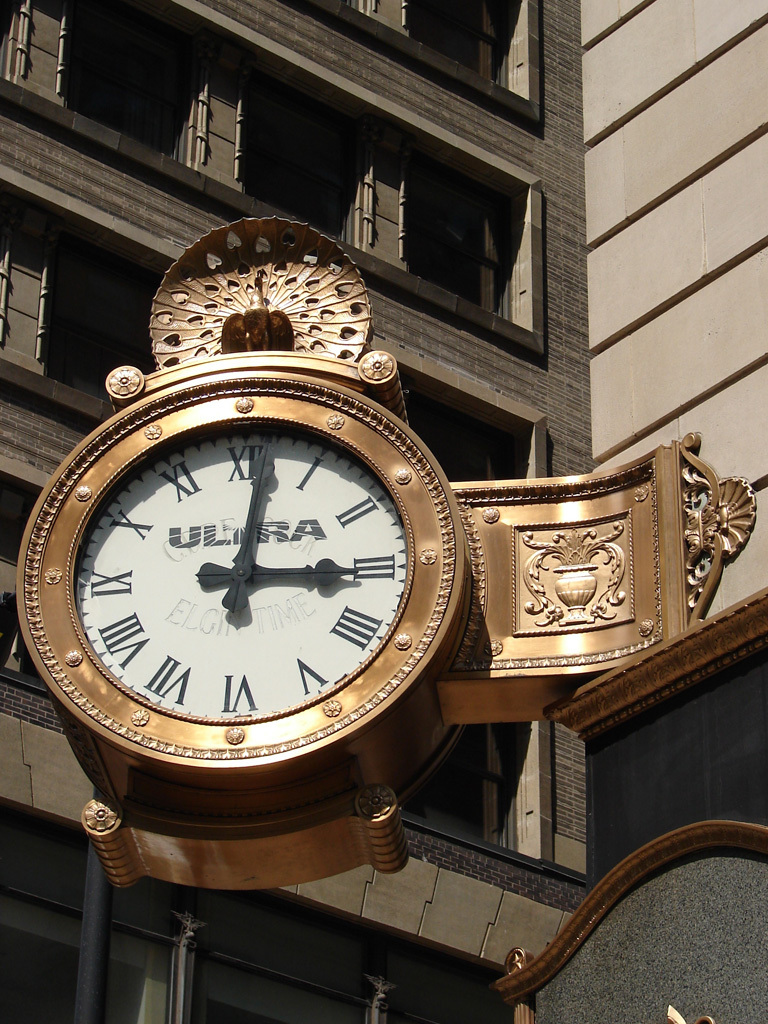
[406,724,516,846]
[245,81,349,236]
[69,0,184,155]
[408,0,507,79]
[0,481,35,580]
[402,384,520,481]
[406,159,507,312]
[49,238,158,399]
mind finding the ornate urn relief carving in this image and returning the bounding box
[521,519,628,631]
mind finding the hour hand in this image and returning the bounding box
[196,563,239,588]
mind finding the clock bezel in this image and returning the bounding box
[21,361,469,768]
[73,421,414,725]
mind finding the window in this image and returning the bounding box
[406,725,516,845]
[408,0,508,80]
[48,238,157,399]
[402,385,521,481]
[0,480,35,590]
[245,80,351,237]
[68,0,185,155]
[406,157,509,313]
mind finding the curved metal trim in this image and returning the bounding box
[492,820,768,1006]
[548,586,768,740]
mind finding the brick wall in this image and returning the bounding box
[406,827,584,914]
[552,722,586,844]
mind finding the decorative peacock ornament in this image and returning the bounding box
[150,218,372,370]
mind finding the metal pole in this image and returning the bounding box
[74,837,114,1024]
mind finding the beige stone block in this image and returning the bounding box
[630,252,768,436]
[678,364,768,487]
[0,714,33,806]
[590,339,635,460]
[26,45,57,94]
[583,0,695,142]
[623,26,768,216]
[30,6,62,56]
[362,859,437,933]
[209,93,237,144]
[482,891,568,964]
[703,130,768,273]
[581,0,620,47]
[554,834,587,873]
[585,129,627,243]
[374,177,400,226]
[618,0,649,18]
[6,307,39,359]
[597,420,681,468]
[419,870,503,956]
[588,183,705,348]
[206,133,236,178]
[8,266,42,316]
[297,864,373,916]
[601,361,768,484]
[693,0,768,59]
[21,721,92,823]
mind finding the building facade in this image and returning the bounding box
[0,1,591,1020]
[491,5,768,1022]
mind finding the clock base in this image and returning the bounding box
[82,785,407,889]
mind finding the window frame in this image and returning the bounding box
[243,76,355,240]
[47,235,158,400]
[66,0,187,158]
[406,0,508,82]
[404,155,511,317]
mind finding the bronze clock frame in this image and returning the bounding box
[19,352,470,887]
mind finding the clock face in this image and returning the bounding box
[76,429,409,719]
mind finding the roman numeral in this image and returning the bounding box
[296,456,322,491]
[353,556,396,580]
[98,614,149,667]
[227,445,263,481]
[330,607,383,649]
[221,674,257,714]
[336,497,377,528]
[89,571,133,597]
[145,656,191,705]
[109,510,153,539]
[159,461,201,502]
[297,659,329,696]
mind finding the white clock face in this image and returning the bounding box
[76,429,408,719]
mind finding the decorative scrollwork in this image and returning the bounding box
[522,522,627,628]
[682,433,756,620]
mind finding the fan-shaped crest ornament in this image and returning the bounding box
[150,218,372,370]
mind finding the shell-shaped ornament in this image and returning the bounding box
[717,476,757,557]
[150,218,372,370]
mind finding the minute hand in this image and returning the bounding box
[221,444,273,612]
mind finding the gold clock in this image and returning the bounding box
[19,350,470,888]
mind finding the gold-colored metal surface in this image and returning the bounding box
[492,820,768,1008]
[680,432,756,621]
[150,218,372,369]
[439,437,756,723]
[19,352,468,887]
[668,1007,716,1024]
[16,216,758,890]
